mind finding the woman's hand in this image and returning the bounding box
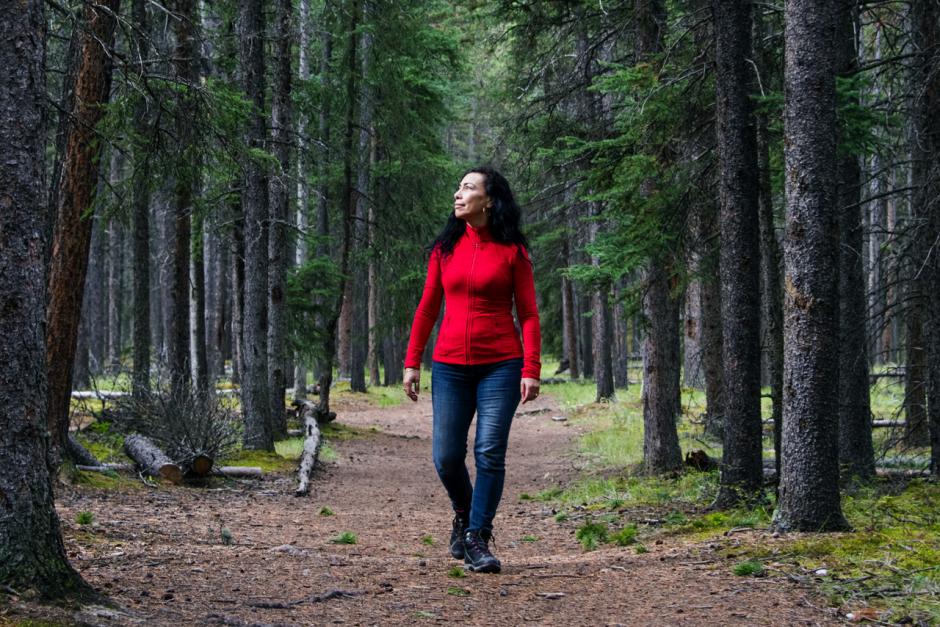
[520,377,540,404]
[404,368,421,402]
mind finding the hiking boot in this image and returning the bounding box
[449,513,469,559]
[463,529,500,573]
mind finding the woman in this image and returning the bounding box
[403,166,541,574]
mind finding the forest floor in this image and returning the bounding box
[5,390,847,626]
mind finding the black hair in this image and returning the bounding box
[429,166,530,257]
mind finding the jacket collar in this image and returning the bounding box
[464,221,493,243]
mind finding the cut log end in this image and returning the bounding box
[190,454,214,477]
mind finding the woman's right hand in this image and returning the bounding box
[404,368,420,402]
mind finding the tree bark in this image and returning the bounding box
[0,0,91,596]
[293,0,312,401]
[909,0,940,474]
[106,153,125,373]
[168,0,197,399]
[231,210,245,385]
[713,0,764,507]
[351,3,373,394]
[268,0,294,437]
[635,0,681,474]
[774,0,849,532]
[317,0,360,419]
[835,0,875,481]
[682,279,704,389]
[561,273,579,379]
[906,0,938,450]
[613,281,630,388]
[45,0,120,459]
[752,6,785,493]
[191,214,209,393]
[239,0,274,450]
[699,204,724,438]
[130,0,151,399]
[642,259,683,474]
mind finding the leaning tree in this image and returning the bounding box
[0,2,90,596]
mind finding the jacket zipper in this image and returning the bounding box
[465,241,479,364]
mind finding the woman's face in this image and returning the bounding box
[453,172,491,227]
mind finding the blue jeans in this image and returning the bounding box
[431,358,522,534]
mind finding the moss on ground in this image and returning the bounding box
[535,376,938,623]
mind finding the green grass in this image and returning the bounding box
[319,506,334,516]
[732,480,940,624]
[447,566,466,578]
[733,559,765,577]
[575,521,609,551]
[446,586,470,597]
[610,525,638,546]
[421,534,435,545]
[330,531,357,545]
[75,511,94,525]
[522,534,538,542]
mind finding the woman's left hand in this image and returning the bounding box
[520,378,540,404]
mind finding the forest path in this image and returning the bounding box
[56,392,840,626]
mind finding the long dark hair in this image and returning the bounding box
[429,166,529,256]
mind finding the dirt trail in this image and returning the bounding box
[50,392,841,626]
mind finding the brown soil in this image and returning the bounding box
[10,392,842,626]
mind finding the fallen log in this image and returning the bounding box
[76,462,261,479]
[76,463,132,473]
[295,402,322,496]
[67,434,100,466]
[188,454,214,477]
[217,466,263,478]
[873,420,905,428]
[291,399,336,423]
[123,434,183,484]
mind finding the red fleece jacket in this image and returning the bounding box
[405,223,541,379]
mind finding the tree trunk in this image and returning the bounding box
[317,0,361,418]
[642,259,683,474]
[905,0,937,450]
[293,0,312,401]
[367,201,381,387]
[561,190,580,379]
[231,210,245,385]
[350,5,373,394]
[0,0,91,595]
[106,153,125,373]
[593,284,615,401]
[338,289,353,378]
[562,273,579,379]
[239,0,273,450]
[45,0,120,459]
[635,0,681,474]
[698,204,724,438]
[268,0,294,438]
[713,0,764,507]
[191,214,209,392]
[613,281,630,388]
[130,0,151,399]
[835,0,875,481]
[578,287,594,378]
[909,0,940,473]
[752,6,785,492]
[682,279,704,389]
[774,0,849,532]
[591,208,615,401]
[168,0,197,399]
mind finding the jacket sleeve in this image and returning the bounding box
[404,249,443,369]
[514,246,541,379]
